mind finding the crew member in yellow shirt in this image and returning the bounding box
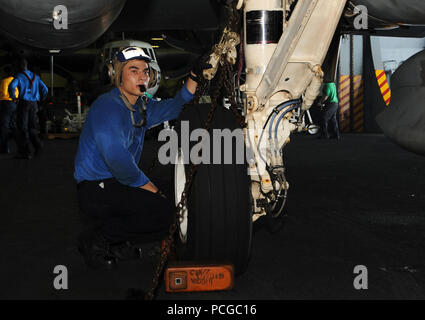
[0,66,18,154]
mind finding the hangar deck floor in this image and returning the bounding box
[1,133,425,300]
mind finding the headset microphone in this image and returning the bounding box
[138,85,146,93]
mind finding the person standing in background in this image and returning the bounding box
[0,66,18,154]
[8,59,48,159]
[319,81,341,140]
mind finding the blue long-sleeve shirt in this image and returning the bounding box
[74,85,193,187]
[8,70,48,101]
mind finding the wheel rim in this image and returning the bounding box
[307,124,319,135]
[174,148,188,243]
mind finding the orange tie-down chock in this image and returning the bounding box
[164,261,234,293]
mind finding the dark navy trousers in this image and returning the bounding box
[0,100,17,152]
[16,100,42,156]
[320,102,340,138]
[77,178,175,243]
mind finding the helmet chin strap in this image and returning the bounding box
[118,87,148,128]
[118,87,136,111]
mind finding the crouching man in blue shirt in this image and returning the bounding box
[74,46,199,269]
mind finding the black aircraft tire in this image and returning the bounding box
[175,103,253,275]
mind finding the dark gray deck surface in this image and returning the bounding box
[1,133,425,300]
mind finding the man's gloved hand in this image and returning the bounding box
[190,52,213,82]
[12,98,19,104]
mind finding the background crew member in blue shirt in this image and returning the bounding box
[74,46,201,269]
[9,59,48,159]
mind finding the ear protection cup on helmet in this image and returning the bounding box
[106,62,115,85]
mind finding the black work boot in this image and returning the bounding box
[110,241,161,261]
[0,145,10,154]
[34,145,43,157]
[109,241,143,261]
[78,230,117,270]
[14,153,32,159]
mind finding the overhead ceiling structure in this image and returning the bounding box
[0,0,127,51]
[0,0,223,54]
[351,0,425,25]
[1,0,425,51]
[344,0,425,37]
[109,0,220,31]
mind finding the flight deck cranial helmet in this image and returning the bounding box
[110,46,152,86]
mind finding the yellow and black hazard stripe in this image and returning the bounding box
[375,70,391,106]
[338,75,364,133]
